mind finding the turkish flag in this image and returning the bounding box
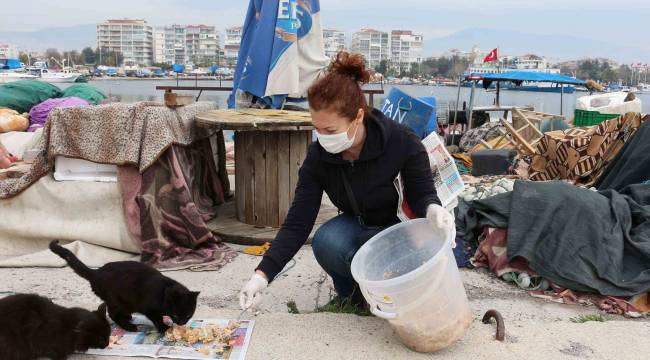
[484,48,498,63]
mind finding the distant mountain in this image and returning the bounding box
[4,25,650,63]
[0,24,96,52]
[425,28,650,63]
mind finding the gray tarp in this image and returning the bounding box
[457,180,650,297]
[596,118,650,191]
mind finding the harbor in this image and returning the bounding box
[50,78,650,115]
[2,1,650,360]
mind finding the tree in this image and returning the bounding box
[45,48,62,68]
[81,47,96,64]
[419,58,436,78]
[152,62,171,72]
[62,50,82,66]
[408,62,421,78]
[617,65,632,85]
[18,52,29,66]
[573,59,623,84]
[99,50,123,67]
[374,59,388,76]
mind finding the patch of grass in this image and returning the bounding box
[315,296,372,317]
[286,300,300,314]
[569,314,609,323]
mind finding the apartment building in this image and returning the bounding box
[350,28,389,69]
[97,19,153,65]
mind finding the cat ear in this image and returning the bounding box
[191,291,200,298]
[96,303,107,317]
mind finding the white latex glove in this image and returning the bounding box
[239,273,268,311]
[426,204,457,248]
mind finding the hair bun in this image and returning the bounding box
[330,51,371,84]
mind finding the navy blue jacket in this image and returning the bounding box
[257,108,440,280]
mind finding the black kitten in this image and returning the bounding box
[0,293,110,360]
[49,240,199,333]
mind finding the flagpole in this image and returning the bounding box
[496,46,500,107]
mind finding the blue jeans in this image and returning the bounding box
[312,213,384,298]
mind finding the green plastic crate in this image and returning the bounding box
[573,109,619,127]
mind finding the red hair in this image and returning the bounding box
[308,51,372,120]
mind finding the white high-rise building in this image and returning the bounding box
[390,30,423,74]
[322,29,346,59]
[154,25,221,66]
[185,25,220,65]
[97,19,153,65]
[0,43,18,59]
[224,26,243,66]
[159,25,186,65]
[350,28,389,70]
[153,30,166,64]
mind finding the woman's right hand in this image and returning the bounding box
[239,271,269,311]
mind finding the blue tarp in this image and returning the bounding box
[172,64,184,73]
[1,59,22,70]
[476,71,585,89]
[228,0,328,109]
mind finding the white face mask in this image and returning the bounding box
[316,120,360,154]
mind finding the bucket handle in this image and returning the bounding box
[367,254,450,320]
[370,305,398,320]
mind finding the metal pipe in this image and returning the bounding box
[453,75,461,129]
[496,81,500,107]
[560,84,564,115]
[468,80,476,129]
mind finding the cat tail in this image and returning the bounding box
[49,240,96,280]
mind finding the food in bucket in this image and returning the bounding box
[391,307,472,353]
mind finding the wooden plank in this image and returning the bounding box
[288,131,306,210]
[265,132,280,227]
[207,200,339,245]
[500,118,537,155]
[242,132,256,224]
[234,132,245,222]
[514,107,545,141]
[479,139,493,149]
[277,132,292,225]
[164,92,194,107]
[156,86,233,91]
[215,131,230,196]
[252,132,267,226]
[195,109,314,131]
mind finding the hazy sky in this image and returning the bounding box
[2,0,649,49]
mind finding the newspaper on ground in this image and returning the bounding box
[85,315,254,360]
[396,133,464,222]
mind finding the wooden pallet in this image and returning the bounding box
[480,107,547,155]
[512,108,565,142]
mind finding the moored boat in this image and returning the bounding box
[26,67,80,83]
[0,72,38,83]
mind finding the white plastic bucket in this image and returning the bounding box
[351,218,472,352]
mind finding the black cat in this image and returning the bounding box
[49,240,199,333]
[0,293,110,360]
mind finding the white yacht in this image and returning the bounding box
[636,83,650,94]
[0,72,38,83]
[26,67,80,83]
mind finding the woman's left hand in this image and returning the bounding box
[426,204,456,248]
